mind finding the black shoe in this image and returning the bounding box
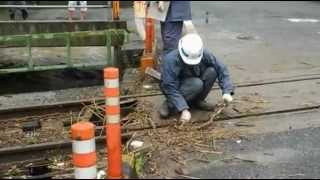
[159,101,170,119]
[195,101,216,111]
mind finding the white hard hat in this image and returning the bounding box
[178,33,203,65]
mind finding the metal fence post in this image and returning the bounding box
[105,30,113,66]
[66,32,72,67]
[26,34,34,70]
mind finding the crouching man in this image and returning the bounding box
[159,33,235,122]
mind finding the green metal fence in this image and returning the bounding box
[0,29,128,74]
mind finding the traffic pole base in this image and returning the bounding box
[140,52,155,79]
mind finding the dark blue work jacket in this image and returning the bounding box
[160,49,235,112]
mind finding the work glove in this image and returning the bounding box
[158,1,164,12]
[222,94,233,105]
[180,109,191,123]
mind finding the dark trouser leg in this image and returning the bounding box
[196,67,218,102]
[160,21,183,56]
[20,1,28,20]
[8,2,16,20]
[167,77,203,113]
[160,77,203,118]
[9,8,15,20]
[179,77,204,103]
[21,9,28,20]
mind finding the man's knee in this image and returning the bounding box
[181,78,203,98]
[203,67,217,81]
[191,78,204,93]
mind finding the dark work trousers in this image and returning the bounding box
[160,21,183,56]
[167,67,218,113]
[8,1,28,20]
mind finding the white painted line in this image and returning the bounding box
[287,18,319,23]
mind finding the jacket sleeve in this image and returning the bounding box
[160,57,189,112]
[204,50,235,95]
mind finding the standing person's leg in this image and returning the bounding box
[160,21,183,57]
[68,1,76,20]
[8,8,15,20]
[134,1,146,41]
[80,1,87,21]
[20,1,28,20]
[8,1,16,20]
[134,18,146,40]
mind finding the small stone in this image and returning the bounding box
[143,84,152,89]
[97,170,106,179]
[174,168,185,175]
[56,162,64,167]
[130,140,144,149]
[237,34,254,40]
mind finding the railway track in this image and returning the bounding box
[1,74,320,120]
[0,74,320,178]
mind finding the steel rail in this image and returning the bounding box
[0,105,319,156]
[0,132,132,156]
[121,75,320,99]
[0,75,320,156]
[120,104,320,132]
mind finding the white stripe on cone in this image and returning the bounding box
[72,139,96,154]
[104,79,119,88]
[75,165,97,179]
[107,114,120,124]
[106,97,120,106]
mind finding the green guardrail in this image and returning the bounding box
[0,29,128,74]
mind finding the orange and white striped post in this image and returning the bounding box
[140,4,155,77]
[71,122,97,179]
[104,67,122,179]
